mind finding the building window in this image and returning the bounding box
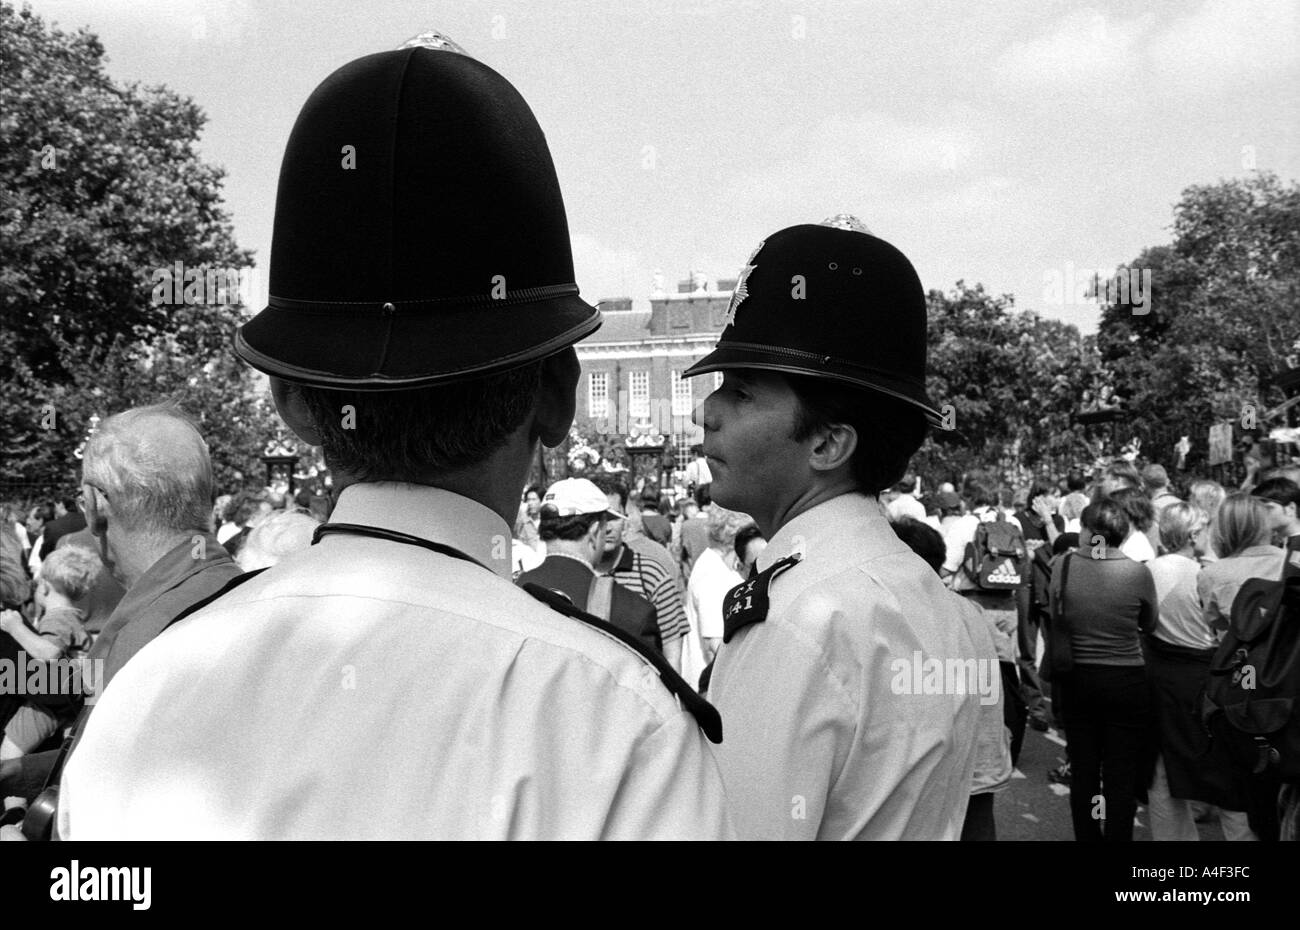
[629,370,649,418]
[674,432,693,471]
[671,370,692,416]
[588,371,608,418]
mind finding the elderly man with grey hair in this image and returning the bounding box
[76,404,242,687]
[0,404,240,838]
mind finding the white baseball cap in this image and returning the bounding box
[542,478,621,519]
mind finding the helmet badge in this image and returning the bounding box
[723,239,765,328]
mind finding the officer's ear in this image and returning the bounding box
[533,348,580,448]
[807,421,858,475]
[269,377,324,446]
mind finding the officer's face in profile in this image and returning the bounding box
[696,369,813,518]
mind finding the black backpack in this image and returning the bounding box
[963,511,1028,591]
[1201,540,1300,779]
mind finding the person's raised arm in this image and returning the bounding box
[0,611,62,664]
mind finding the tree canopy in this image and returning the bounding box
[0,2,283,498]
[1095,172,1300,475]
[914,281,1101,489]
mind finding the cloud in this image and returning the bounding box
[30,0,255,46]
[993,0,1298,99]
[993,8,1147,94]
[570,232,650,305]
[1147,0,1299,90]
[720,111,985,225]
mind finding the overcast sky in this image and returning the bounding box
[27,0,1299,333]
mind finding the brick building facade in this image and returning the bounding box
[576,275,735,470]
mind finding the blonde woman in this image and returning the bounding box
[1198,493,1284,639]
[1145,503,1253,840]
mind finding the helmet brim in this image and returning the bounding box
[235,292,600,389]
[683,343,946,429]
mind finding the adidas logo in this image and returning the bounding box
[988,559,1022,585]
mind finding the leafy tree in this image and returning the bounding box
[0,2,280,499]
[914,281,1100,490]
[1096,172,1300,475]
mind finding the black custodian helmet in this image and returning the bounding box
[683,216,942,426]
[235,34,600,389]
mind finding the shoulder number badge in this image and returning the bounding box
[722,552,801,643]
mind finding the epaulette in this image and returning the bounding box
[522,582,723,744]
[722,553,802,643]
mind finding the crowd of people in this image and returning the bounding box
[875,457,1300,841]
[494,452,1300,842]
[3,420,1298,842]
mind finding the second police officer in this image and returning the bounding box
[684,216,986,839]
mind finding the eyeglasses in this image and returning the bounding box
[77,484,108,509]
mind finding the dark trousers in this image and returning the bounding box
[1246,771,1282,842]
[1057,664,1150,842]
[961,792,997,841]
[1014,584,1046,717]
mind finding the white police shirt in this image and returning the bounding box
[60,483,733,840]
[710,493,981,840]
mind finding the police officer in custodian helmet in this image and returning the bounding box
[684,216,990,839]
[60,34,732,840]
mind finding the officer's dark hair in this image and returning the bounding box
[1109,486,1154,533]
[732,522,764,566]
[782,375,926,495]
[694,483,712,508]
[587,474,629,511]
[1081,498,1130,548]
[891,517,945,576]
[292,362,544,481]
[538,506,603,542]
[1253,477,1300,509]
[1065,467,1088,492]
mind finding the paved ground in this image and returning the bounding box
[994,716,1225,841]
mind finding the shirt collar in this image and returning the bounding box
[757,492,905,573]
[326,482,514,581]
[113,532,234,617]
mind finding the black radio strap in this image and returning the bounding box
[312,522,493,572]
[522,583,723,744]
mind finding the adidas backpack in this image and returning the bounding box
[963,511,1028,591]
